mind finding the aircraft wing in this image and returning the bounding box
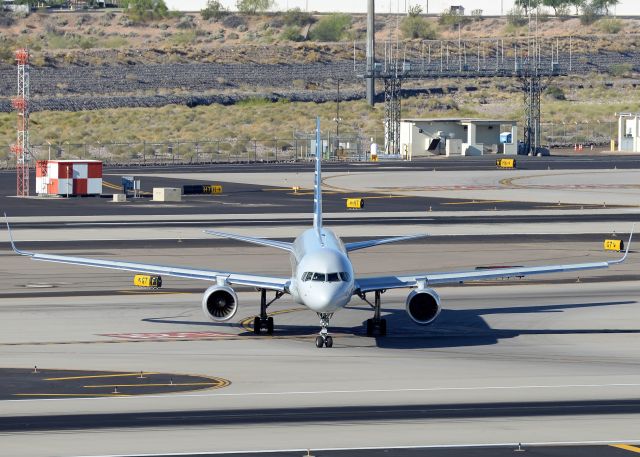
[344,234,429,252]
[5,221,289,292]
[355,230,633,294]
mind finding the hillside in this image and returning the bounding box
[1,9,640,159]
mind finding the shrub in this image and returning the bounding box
[599,18,623,34]
[438,10,471,28]
[281,25,304,41]
[545,85,566,100]
[407,5,422,17]
[309,13,351,42]
[608,63,632,77]
[122,0,169,22]
[236,0,274,15]
[506,6,527,26]
[580,3,599,25]
[103,36,129,48]
[222,14,246,28]
[201,0,228,20]
[176,15,195,29]
[169,30,197,45]
[283,7,314,26]
[400,16,436,39]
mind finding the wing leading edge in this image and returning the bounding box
[355,228,633,293]
[5,217,289,292]
[345,234,429,252]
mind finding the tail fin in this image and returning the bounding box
[313,116,323,238]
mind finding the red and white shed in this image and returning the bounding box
[36,160,102,196]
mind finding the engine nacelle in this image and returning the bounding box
[202,285,238,322]
[406,288,441,325]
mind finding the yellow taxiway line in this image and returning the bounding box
[83,382,220,388]
[14,393,130,397]
[612,444,640,453]
[45,372,158,381]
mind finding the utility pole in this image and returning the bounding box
[335,79,341,139]
[366,0,376,106]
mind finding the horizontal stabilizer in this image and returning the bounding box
[204,229,294,253]
[345,234,429,252]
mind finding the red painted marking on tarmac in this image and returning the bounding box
[99,331,233,340]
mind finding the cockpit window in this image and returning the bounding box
[303,272,350,282]
[327,273,340,282]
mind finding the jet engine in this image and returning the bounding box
[202,285,238,322]
[405,288,441,325]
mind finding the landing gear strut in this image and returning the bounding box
[360,290,387,337]
[315,313,333,348]
[253,289,283,335]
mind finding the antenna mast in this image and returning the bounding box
[11,48,30,197]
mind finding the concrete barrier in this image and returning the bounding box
[153,188,181,202]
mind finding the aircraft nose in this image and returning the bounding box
[306,285,342,312]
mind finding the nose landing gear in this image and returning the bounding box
[315,313,334,348]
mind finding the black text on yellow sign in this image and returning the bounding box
[496,158,516,169]
[346,198,364,210]
[133,275,163,288]
[204,185,223,194]
[603,239,623,251]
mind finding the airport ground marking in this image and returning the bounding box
[240,306,307,332]
[442,199,509,205]
[83,382,221,388]
[8,381,640,404]
[612,444,640,453]
[56,440,640,457]
[14,393,130,397]
[45,372,158,381]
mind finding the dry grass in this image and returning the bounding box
[2,12,640,66]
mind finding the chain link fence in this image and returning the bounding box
[0,121,620,168]
[0,133,377,168]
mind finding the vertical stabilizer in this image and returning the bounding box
[313,117,323,238]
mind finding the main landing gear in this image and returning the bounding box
[253,289,284,335]
[315,313,333,348]
[359,290,387,337]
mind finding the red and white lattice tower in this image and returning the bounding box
[10,49,30,197]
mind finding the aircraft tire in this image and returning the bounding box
[315,336,325,348]
[380,319,387,336]
[325,336,333,348]
[366,319,373,336]
[267,316,274,334]
[253,317,261,335]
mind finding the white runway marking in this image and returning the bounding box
[65,439,640,457]
[6,382,640,403]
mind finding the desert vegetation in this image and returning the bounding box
[1,3,639,155]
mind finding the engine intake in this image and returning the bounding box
[406,288,441,325]
[202,285,238,322]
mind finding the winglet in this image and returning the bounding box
[4,213,30,256]
[610,223,634,265]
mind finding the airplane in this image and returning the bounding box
[5,118,634,348]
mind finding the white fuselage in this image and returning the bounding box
[288,228,355,313]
